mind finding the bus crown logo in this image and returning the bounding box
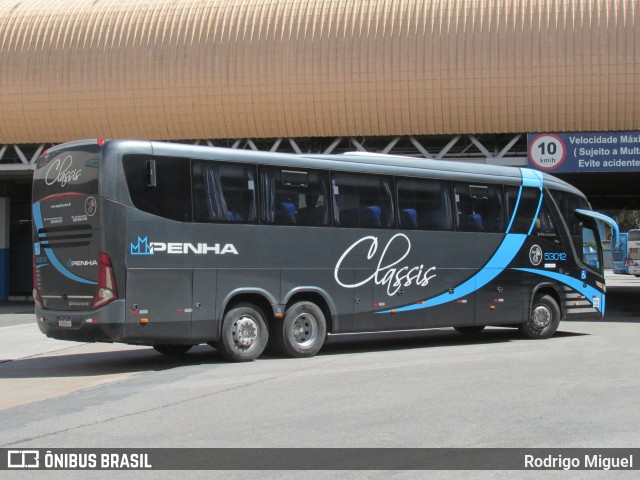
[529,245,543,266]
[131,236,153,255]
[130,236,238,255]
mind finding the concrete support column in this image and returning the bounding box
[0,198,9,301]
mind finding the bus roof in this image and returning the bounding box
[48,138,586,198]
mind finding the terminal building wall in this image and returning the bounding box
[0,0,639,145]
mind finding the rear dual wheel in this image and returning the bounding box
[218,303,269,361]
[273,301,327,358]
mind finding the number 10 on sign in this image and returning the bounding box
[529,134,566,170]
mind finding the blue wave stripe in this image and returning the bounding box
[520,168,544,189]
[379,169,545,314]
[32,201,97,285]
[515,268,604,314]
[379,233,528,313]
[505,185,522,234]
[520,168,544,235]
[32,201,43,230]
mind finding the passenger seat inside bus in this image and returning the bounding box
[275,202,297,224]
[297,206,325,226]
[400,208,418,228]
[460,213,483,231]
[339,206,381,228]
[362,206,381,227]
[419,209,448,230]
[227,211,243,222]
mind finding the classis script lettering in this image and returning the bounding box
[45,155,82,187]
[334,233,436,296]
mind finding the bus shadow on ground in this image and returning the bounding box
[600,288,640,322]
[0,344,225,380]
[316,327,587,356]
[0,328,588,379]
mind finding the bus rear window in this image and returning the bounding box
[33,144,99,200]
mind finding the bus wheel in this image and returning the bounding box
[454,326,485,335]
[153,344,192,356]
[218,303,268,361]
[519,294,560,339]
[274,301,327,358]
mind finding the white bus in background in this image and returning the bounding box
[627,229,640,277]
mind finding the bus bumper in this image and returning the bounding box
[35,300,126,343]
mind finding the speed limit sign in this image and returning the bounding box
[528,134,566,170]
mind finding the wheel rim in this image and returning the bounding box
[291,313,318,348]
[531,305,552,329]
[232,315,259,349]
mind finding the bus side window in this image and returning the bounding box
[581,223,602,272]
[259,167,330,226]
[192,161,257,223]
[550,189,590,254]
[532,199,562,245]
[454,183,505,233]
[506,186,542,234]
[396,178,453,231]
[332,173,395,228]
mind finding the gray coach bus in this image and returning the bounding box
[32,139,618,361]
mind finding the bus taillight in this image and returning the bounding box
[32,255,43,309]
[93,252,118,309]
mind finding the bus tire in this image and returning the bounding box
[454,326,485,335]
[274,301,327,358]
[153,344,192,356]
[519,294,561,339]
[218,303,268,361]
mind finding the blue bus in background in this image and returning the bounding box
[612,233,629,275]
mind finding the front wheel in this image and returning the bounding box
[519,294,561,339]
[218,303,269,361]
[273,301,327,358]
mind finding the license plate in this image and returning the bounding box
[58,317,72,327]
